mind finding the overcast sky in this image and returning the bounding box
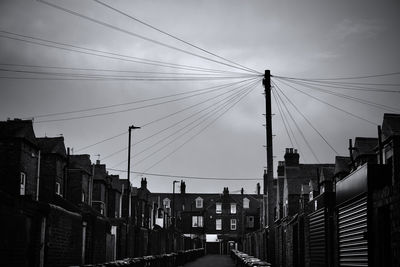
[1,0,400,193]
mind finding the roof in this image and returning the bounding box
[334,156,351,177]
[37,137,66,157]
[382,113,400,142]
[353,137,378,159]
[0,119,37,146]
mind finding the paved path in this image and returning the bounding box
[183,254,235,267]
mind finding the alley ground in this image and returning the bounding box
[182,254,235,267]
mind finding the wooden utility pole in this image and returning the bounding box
[263,70,275,264]
[263,70,274,224]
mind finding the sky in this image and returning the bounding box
[1,0,400,193]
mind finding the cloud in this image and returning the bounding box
[331,18,384,41]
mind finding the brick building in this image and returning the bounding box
[150,182,262,254]
[0,119,39,200]
[37,137,67,203]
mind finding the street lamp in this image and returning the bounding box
[126,124,140,257]
[127,125,141,217]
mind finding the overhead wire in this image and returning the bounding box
[75,78,258,152]
[36,0,260,74]
[274,78,377,126]
[0,62,249,76]
[271,87,307,162]
[101,78,260,161]
[106,168,262,181]
[0,31,245,75]
[92,0,261,75]
[275,77,400,93]
[0,67,256,81]
[272,80,339,156]
[273,71,400,81]
[131,80,260,166]
[271,88,293,147]
[108,79,260,166]
[129,87,253,168]
[272,82,320,162]
[34,78,256,123]
[138,79,261,173]
[279,78,400,113]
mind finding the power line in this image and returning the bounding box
[272,87,307,162]
[273,71,400,81]
[140,80,260,173]
[74,79,258,152]
[273,81,339,156]
[0,31,242,75]
[274,78,377,126]
[132,81,259,166]
[106,168,262,181]
[101,78,259,161]
[0,62,249,76]
[36,0,260,74]
[271,88,293,147]
[30,79,253,119]
[275,77,400,93]
[93,0,261,75]
[0,68,256,81]
[272,83,319,162]
[109,79,260,166]
[34,77,254,123]
[281,78,400,113]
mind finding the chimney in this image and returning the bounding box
[180,180,186,194]
[96,159,100,165]
[241,188,244,195]
[223,187,229,196]
[141,177,147,189]
[277,161,285,177]
[284,148,300,166]
[257,183,261,195]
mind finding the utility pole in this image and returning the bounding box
[126,124,140,257]
[263,70,274,223]
[263,70,275,264]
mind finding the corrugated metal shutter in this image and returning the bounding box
[338,196,368,267]
[309,208,326,267]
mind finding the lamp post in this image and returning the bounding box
[126,124,140,257]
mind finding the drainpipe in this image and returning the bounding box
[36,150,41,201]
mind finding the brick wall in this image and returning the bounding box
[45,205,82,267]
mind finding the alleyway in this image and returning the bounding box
[182,255,235,267]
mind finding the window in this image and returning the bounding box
[20,172,26,195]
[55,182,61,195]
[192,216,204,227]
[246,216,254,228]
[230,219,237,230]
[216,203,222,214]
[243,198,250,209]
[195,197,203,208]
[216,219,222,230]
[163,198,170,209]
[230,203,237,214]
